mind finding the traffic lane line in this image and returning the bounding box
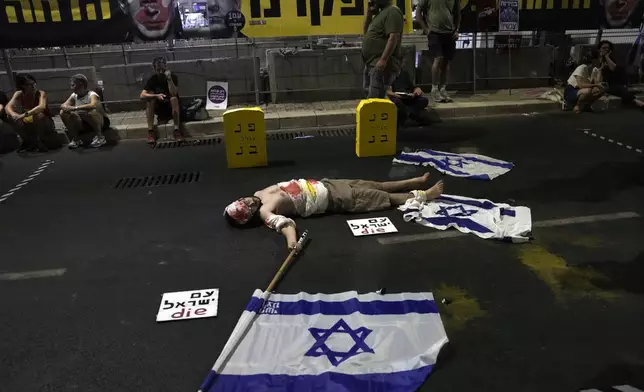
[378,212,641,245]
[0,268,67,281]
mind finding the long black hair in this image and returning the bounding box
[15,74,36,92]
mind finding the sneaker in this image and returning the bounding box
[439,88,453,102]
[430,89,444,103]
[147,130,158,145]
[90,135,107,148]
[68,139,80,149]
[173,129,185,142]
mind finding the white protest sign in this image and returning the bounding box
[156,288,219,322]
[347,217,398,237]
[206,81,229,110]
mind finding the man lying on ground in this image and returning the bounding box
[224,173,444,250]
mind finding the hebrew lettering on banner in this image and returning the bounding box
[2,0,643,48]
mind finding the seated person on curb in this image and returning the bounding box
[594,40,644,108]
[387,59,430,126]
[224,173,444,251]
[564,49,606,113]
[140,57,185,144]
[60,74,108,149]
[4,74,57,153]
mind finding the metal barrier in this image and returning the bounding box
[1,29,642,107]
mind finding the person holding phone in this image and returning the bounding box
[140,57,186,144]
[361,0,404,99]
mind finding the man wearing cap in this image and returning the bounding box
[60,74,108,149]
[224,173,444,251]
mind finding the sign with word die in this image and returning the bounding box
[224,107,268,169]
[156,288,219,323]
[347,217,398,237]
[356,99,397,158]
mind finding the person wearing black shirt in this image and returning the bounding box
[140,57,185,144]
[595,40,644,108]
[386,60,430,125]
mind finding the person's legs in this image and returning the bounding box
[574,87,604,112]
[428,32,444,102]
[146,99,158,143]
[335,172,431,193]
[390,95,409,126]
[406,96,430,122]
[169,96,184,140]
[11,120,34,151]
[30,113,52,151]
[79,110,106,147]
[61,111,84,146]
[438,34,455,102]
[388,180,444,206]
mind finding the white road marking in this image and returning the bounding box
[378,212,641,245]
[608,139,614,143]
[579,389,603,392]
[600,136,605,140]
[617,142,623,146]
[613,386,644,392]
[0,268,67,281]
[0,160,54,204]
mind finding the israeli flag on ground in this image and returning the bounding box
[393,149,514,180]
[399,194,532,243]
[199,290,448,392]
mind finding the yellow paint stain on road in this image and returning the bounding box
[435,284,487,331]
[518,245,620,303]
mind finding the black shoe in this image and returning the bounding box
[17,143,30,153]
[36,142,49,152]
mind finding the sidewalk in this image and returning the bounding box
[52,87,631,141]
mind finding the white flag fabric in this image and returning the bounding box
[199,289,448,392]
[399,194,532,243]
[393,149,513,180]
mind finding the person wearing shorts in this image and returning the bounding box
[564,49,606,113]
[140,57,186,144]
[416,0,461,103]
[223,173,444,251]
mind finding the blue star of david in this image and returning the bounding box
[437,205,477,217]
[441,157,467,168]
[304,318,374,366]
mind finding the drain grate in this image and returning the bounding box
[267,131,305,140]
[154,137,222,149]
[113,172,201,189]
[317,127,355,137]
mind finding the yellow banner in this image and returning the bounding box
[240,0,413,38]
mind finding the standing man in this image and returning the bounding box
[361,0,404,99]
[416,0,461,103]
[140,57,185,144]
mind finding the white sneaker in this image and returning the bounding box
[68,139,80,149]
[90,135,107,148]
[439,88,453,102]
[430,89,444,103]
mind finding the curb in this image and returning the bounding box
[54,98,617,143]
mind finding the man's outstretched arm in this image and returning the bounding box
[260,206,298,251]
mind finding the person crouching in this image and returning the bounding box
[60,74,107,149]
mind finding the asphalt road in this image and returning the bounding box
[1,110,643,392]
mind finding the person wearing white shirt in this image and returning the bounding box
[563,49,606,113]
[60,74,107,149]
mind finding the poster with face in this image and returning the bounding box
[601,0,644,28]
[122,0,183,40]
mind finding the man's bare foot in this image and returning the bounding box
[425,180,444,200]
[412,172,431,188]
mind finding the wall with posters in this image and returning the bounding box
[0,0,413,48]
[460,0,644,32]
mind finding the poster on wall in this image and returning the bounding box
[206,81,229,110]
[2,0,644,48]
[0,0,414,48]
[498,0,518,32]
